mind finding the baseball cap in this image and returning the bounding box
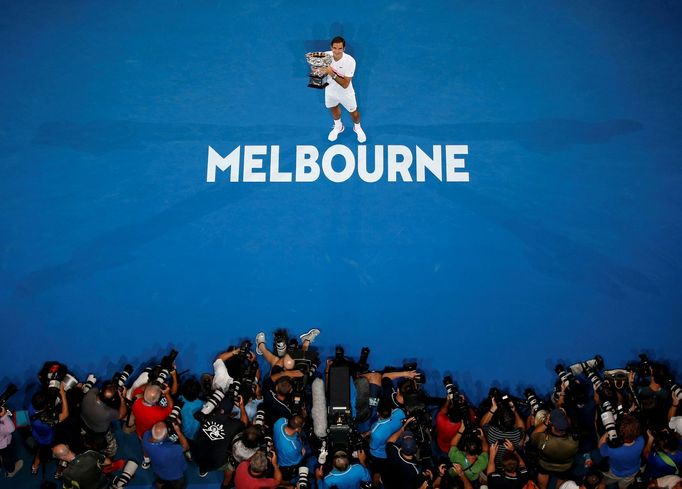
[401,431,418,455]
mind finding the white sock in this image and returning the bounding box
[354,122,362,129]
[334,119,342,128]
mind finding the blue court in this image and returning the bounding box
[1,1,681,485]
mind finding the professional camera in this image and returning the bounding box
[0,383,18,412]
[626,354,651,379]
[113,365,134,390]
[110,460,139,489]
[599,400,621,447]
[298,466,310,489]
[149,349,178,387]
[568,355,604,377]
[195,389,226,421]
[670,381,682,402]
[443,376,469,423]
[273,329,289,358]
[523,388,543,416]
[166,398,184,442]
[585,366,604,393]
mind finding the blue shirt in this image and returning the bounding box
[273,417,303,467]
[600,436,645,477]
[142,431,187,481]
[319,464,372,489]
[369,408,405,458]
[179,397,203,440]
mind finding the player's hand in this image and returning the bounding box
[324,66,335,76]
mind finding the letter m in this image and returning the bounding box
[207,146,241,182]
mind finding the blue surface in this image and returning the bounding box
[1,0,681,415]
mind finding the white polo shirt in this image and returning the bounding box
[325,51,356,95]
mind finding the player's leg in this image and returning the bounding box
[342,92,366,143]
[327,105,344,141]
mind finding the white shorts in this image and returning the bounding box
[325,88,358,112]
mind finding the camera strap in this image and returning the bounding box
[657,451,679,475]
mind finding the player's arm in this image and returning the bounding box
[324,66,351,89]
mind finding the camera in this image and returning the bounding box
[585,367,603,393]
[113,365,134,390]
[110,460,139,489]
[298,466,310,489]
[195,389,226,420]
[599,400,621,447]
[569,355,604,377]
[523,388,542,416]
[0,383,18,412]
[166,398,184,442]
[273,329,289,358]
[627,354,651,378]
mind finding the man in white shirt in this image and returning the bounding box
[323,36,367,143]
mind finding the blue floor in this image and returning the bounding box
[1,9,681,485]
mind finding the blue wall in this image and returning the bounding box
[1,1,681,403]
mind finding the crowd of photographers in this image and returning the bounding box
[0,328,681,489]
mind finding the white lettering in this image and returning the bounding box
[207,145,240,183]
[357,145,384,183]
[269,146,292,182]
[387,145,413,182]
[416,145,442,182]
[322,145,355,183]
[243,145,267,182]
[295,146,320,182]
[445,145,469,182]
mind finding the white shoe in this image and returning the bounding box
[299,328,320,344]
[328,124,344,141]
[354,125,366,143]
[255,332,266,355]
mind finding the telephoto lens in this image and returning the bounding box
[586,368,603,392]
[0,383,18,410]
[62,373,81,392]
[443,376,455,401]
[196,390,225,419]
[111,460,139,489]
[523,388,541,415]
[297,466,310,489]
[114,365,134,389]
[253,408,266,427]
[81,374,97,393]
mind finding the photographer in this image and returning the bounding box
[263,377,294,427]
[192,394,248,482]
[630,364,670,431]
[486,440,531,489]
[480,396,525,469]
[643,429,682,479]
[598,414,644,489]
[28,382,69,474]
[530,408,579,489]
[368,399,406,484]
[383,416,431,489]
[273,414,306,480]
[234,450,290,489]
[131,384,174,440]
[448,424,490,484]
[52,443,123,489]
[315,448,371,489]
[80,381,127,457]
[0,405,23,477]
[142,421,190,489]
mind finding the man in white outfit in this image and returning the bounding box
[323,36,367,143]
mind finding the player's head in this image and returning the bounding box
[330,36,346,48]
[331,36,345,59]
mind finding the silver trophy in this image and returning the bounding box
[305,51,332,89]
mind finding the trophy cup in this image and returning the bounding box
[305,51,332,89]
